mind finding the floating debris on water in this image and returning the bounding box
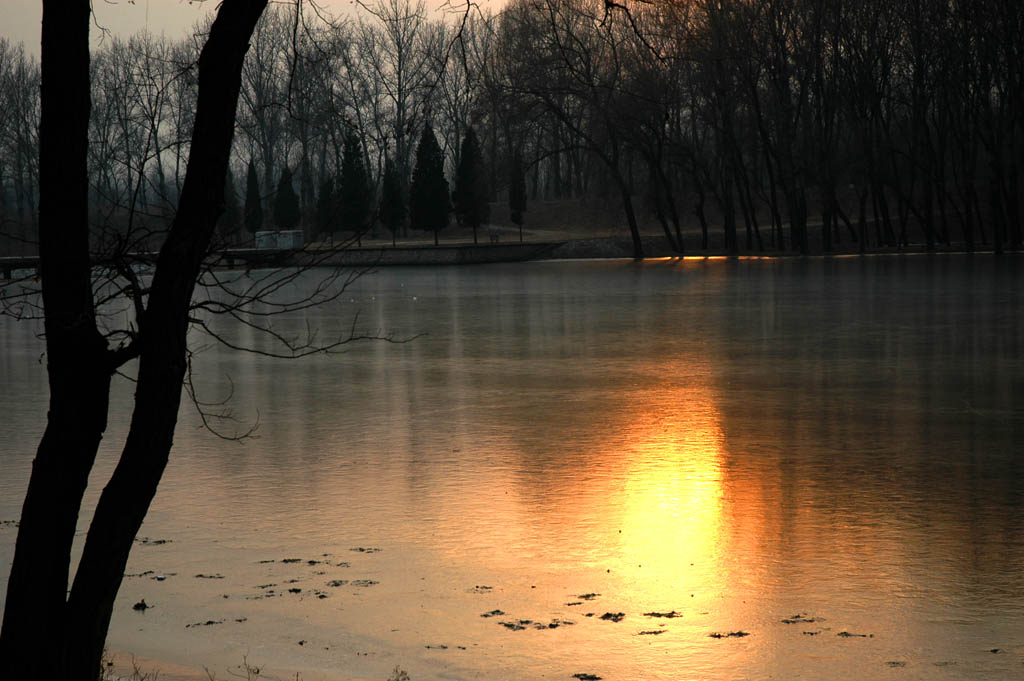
[185,619,223,628]
[351,547,382,554]
[886,661,907,668]
[481,610,505,618]
[781,613,820,624]
[577,593,600,601]
[135,537,170,546]
[132,599,150,611]
[837,631,871,638]
[495,618,569,631]
[352,579,379,587]
[572,674,601,681]
[709,631,749,638]
[195,573,224,579]
[599,612,625,622]
[638,630,666,636]
[327,580,348,587]
[644,611,682,618]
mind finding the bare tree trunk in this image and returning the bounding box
[0,3,268,680]
[0,4,104,677]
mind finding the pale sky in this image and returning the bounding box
[1,0,502,54]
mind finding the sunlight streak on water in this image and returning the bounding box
[2,256,1023,680]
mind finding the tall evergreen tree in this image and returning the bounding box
[409,123,449,246]
[220,165,241,241]
[453,127,490,244]
[315,176,336,239]
[509,153,527,242]
[338,130,371,246]
[379,156,405,247]
[273,166,300,231]
[244,159,263,236]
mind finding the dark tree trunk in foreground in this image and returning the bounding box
[0,2,268,680]
[0,3,107,677]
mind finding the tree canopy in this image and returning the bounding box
[509,153,527,242]
[338,130,371,245]
[453,126,489,244]
[4,0,1022,259]
[409,123,449,246]
[244,159,263,235]
[316,175,336,237]
[220,165,242,240]
[273,166,300,230]
[379,156,406,246]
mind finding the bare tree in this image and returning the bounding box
[0,3,271,678]
[0,40,40,256]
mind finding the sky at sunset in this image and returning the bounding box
[0,0,503,54]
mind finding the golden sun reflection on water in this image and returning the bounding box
[614,381,727,597]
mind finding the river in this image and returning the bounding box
[1,255,1022,680]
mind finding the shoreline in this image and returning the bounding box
[3,234,1019,282]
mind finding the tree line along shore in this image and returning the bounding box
[1,0,1020,261]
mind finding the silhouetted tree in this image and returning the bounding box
[273,166,300,230]
[453,126,489,244]
[409,123,449,245]
[244,158,263,235]
[509,153,527,242]
[316,176,336,239]
[379,156,405,246]
[0,2,269,679]
[220,166,242,240]
[338,130,371,246]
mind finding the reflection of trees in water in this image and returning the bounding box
[165,258,1021,598]
[704,256,1024,591]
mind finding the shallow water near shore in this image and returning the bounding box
[2,255,1023,680]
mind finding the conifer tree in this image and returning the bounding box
[453,127,490,244]
[273,166,300,231]
[338,130,371,246]
[409,123,449,246]
[244,159,263,236]
[379,157,405,247]
[509,153,527,242]
[315,176,336,240]
[220,165,241,241]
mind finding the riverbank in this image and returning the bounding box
[541,235,1021,260]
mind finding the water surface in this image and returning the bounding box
[2,255,1022,680]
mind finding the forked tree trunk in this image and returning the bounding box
[0,2,268,680]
